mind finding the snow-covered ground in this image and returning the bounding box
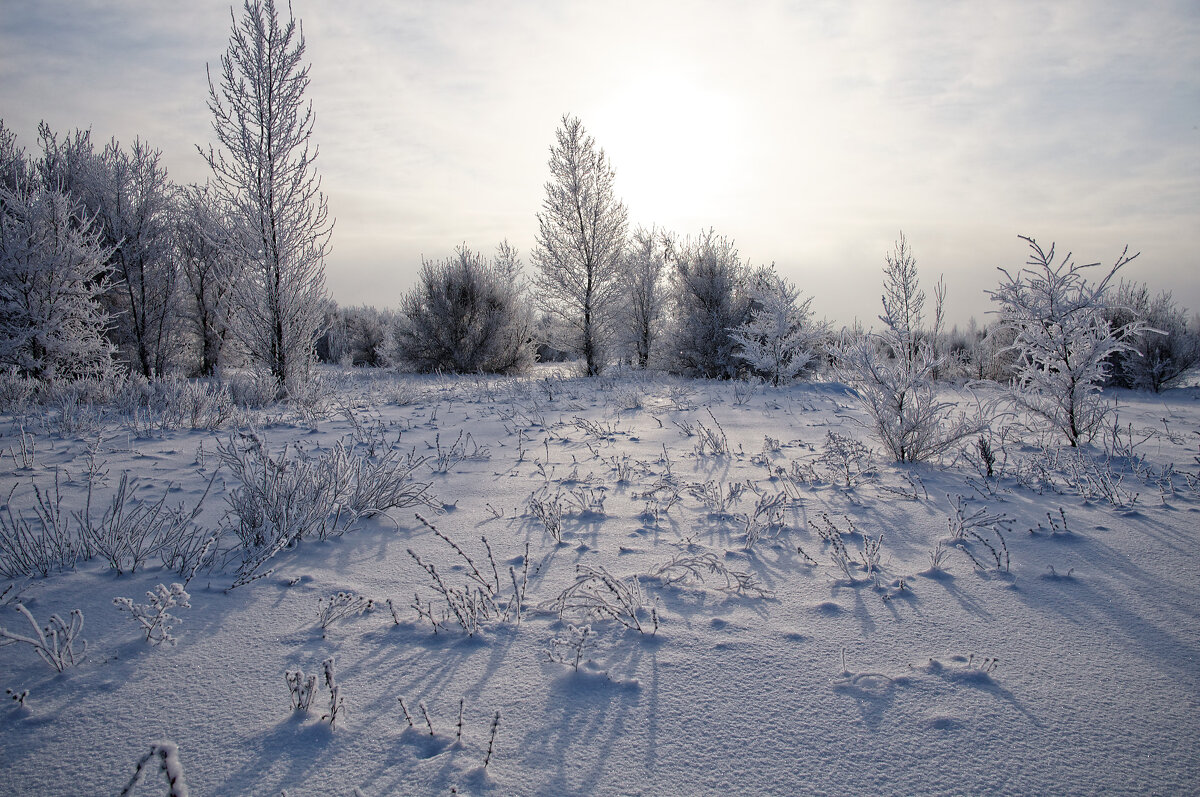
[2,368,1198,796]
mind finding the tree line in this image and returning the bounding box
[2,0,1197,410]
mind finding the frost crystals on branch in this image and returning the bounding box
[114,583,191,646]
[0,604,86,671]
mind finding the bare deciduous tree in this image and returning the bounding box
[533,114,627,376]
[202,0,332,397]
[618,225,668,369]
[176,183,239,377]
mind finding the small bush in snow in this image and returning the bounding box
[286,668,318,714]
[321,657,344,726]
[394,245,533,375]
[119,741,189,797]
[648,550,770,597]
[219,431,436,588]
[815,431,876,488]
[1104,281,1200,392]
[0,604,86,671]
[666,229,751,379]
[546,623,593,671]
[835,233,986,462]
[547,564,657,634]
[77,471,214,576]
[989,235,1145,446]
[0,472,85,579]
[315,591,374,636]
[113,583,191,646]
[407,515,529,635]
[946,495,1012,573]
[732,267,827,385]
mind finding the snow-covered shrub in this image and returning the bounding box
[113,583,191,646]
[111,375,237,432]
[407,515,529,635]
[286,668,318,714]
[219,431,436,588]
[0,184,116,382]
[815,431,876,488]
[223,369,279,409]
[395,246,532,374]
[0,604,86,671]
[315,591,373,636]
[319,304,397,367]
[1103,281,1200,392]
[989,235,1146,446]
[0,473,85,578]
[76,472,208,575]
[321,657,344,727]
[648,550,769,596]
[546,623,593,671]
[732,267,827,385]
[547,564,657,634]
[666,229,751,378]
[120,742,189,797]
[835,233,986,462]
[691,409,730,457]
[527,491,565,543]
[740,491,788,550]
[946,495,1012,573]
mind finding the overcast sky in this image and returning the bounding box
[2,0,1197,327]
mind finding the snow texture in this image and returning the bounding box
[1,366,1199,796]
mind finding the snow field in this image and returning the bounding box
[1,370,1199,795]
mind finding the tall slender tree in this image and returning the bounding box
[202,0,332,396]
[533,115,627,376]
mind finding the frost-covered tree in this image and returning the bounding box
[0,121,29,192]
[533,115,628,376]
[1103,281,1199,392]
[732,267,826,385]
[93,137,180,377]
[836,233,983,462]
[395,246,532,374]
[666,229,750,379]
[0,185,114,380]
[202,0,332,397]
[617,226,668,369]
[35,125,181,376]
[176,183,239,376]
[989,235,1145,446]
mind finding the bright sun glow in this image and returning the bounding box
[591,67,745,226]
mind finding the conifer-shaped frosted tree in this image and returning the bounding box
[732,268,826,385]
[835,233,982,462]
[989,235,1144,446]
[533,115,627,376]
[202,0,332,397]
